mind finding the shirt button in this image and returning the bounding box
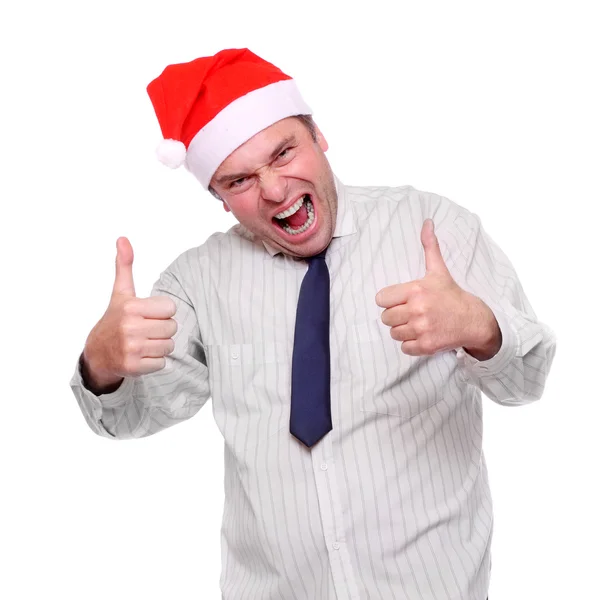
[231,351,239,360]
[320,463,328,471]
[332,542,340,550]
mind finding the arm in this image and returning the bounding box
[79,352,124,395]
[443,209,557,405]
[69,264,211,439]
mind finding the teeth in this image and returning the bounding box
[282,198,315,235]
[274,195,306,220]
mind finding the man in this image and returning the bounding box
[70,48,557,600]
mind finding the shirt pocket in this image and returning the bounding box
[349,318,450,420]
[207,340,291,450]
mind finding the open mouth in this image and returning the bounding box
[271,194,316,237]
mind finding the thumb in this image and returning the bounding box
[112,236,136,298]
[421,219,449,275]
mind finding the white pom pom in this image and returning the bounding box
[156,139,187,169]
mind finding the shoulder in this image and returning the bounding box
[161,222,260,278]
[344,182,476,228]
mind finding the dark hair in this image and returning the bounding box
[208,114,318,201]
[293,114,318,142]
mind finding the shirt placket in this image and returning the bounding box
[311,434,361,600]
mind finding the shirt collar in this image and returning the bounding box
[261,173,357,257]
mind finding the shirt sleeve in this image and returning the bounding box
[441,208,557,406]
[69,264,211,439]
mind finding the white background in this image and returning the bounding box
[1,0,597,598]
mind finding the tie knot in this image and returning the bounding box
[308,246,328,261]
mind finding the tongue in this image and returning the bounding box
[287,200,308,228]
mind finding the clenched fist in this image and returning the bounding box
[82,237,178,391]
[375,219,501,359]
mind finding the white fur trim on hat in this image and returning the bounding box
[156,139,187,169]
[184,79,311,189]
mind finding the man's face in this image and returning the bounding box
[209,117,338,258]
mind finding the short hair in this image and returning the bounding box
[293,114,318,142]
[208,114,318,201]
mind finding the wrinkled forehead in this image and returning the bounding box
[211,117,303,183]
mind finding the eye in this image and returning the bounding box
[275,146,295,163]
[229,177,247,188]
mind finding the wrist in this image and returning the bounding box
[80,351,123,394]
[462,294,502,361]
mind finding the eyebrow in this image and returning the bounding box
[215,135,297,185]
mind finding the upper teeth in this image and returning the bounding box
[274,196,306,220]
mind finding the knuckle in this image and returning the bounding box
[120,319,136,336]
[121,299,137,315]
[414,316,429,334]
[422,339,436,355]
[414,302,427,316]
[124,338,140,356]
[413,319,423,335]
[412,280,424,294]
[121,357,135,376]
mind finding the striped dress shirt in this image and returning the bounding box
[70,176,557,600]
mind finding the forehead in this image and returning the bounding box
[213,117,303,178]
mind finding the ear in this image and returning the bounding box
[314,123,329,152]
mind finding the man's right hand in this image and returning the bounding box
[82,237,178,392]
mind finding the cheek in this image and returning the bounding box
[238,204,263,226]
[224,194,257,221]
[284,153,321,181]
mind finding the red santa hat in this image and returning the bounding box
[146,48,312,189]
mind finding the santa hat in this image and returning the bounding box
[146,48,312,189]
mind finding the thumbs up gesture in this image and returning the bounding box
[375,219,501,358]
[82,237,178,390]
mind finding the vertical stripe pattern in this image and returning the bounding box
[70,176,557,600]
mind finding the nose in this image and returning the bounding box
[259,170,287,203]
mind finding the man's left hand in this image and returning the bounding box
[375,219,502,359]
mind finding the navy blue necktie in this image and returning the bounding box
[289,246,332,448]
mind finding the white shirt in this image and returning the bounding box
[70,176,557,600]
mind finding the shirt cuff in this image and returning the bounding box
[74,352,134,408]
[455,307,518,379]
